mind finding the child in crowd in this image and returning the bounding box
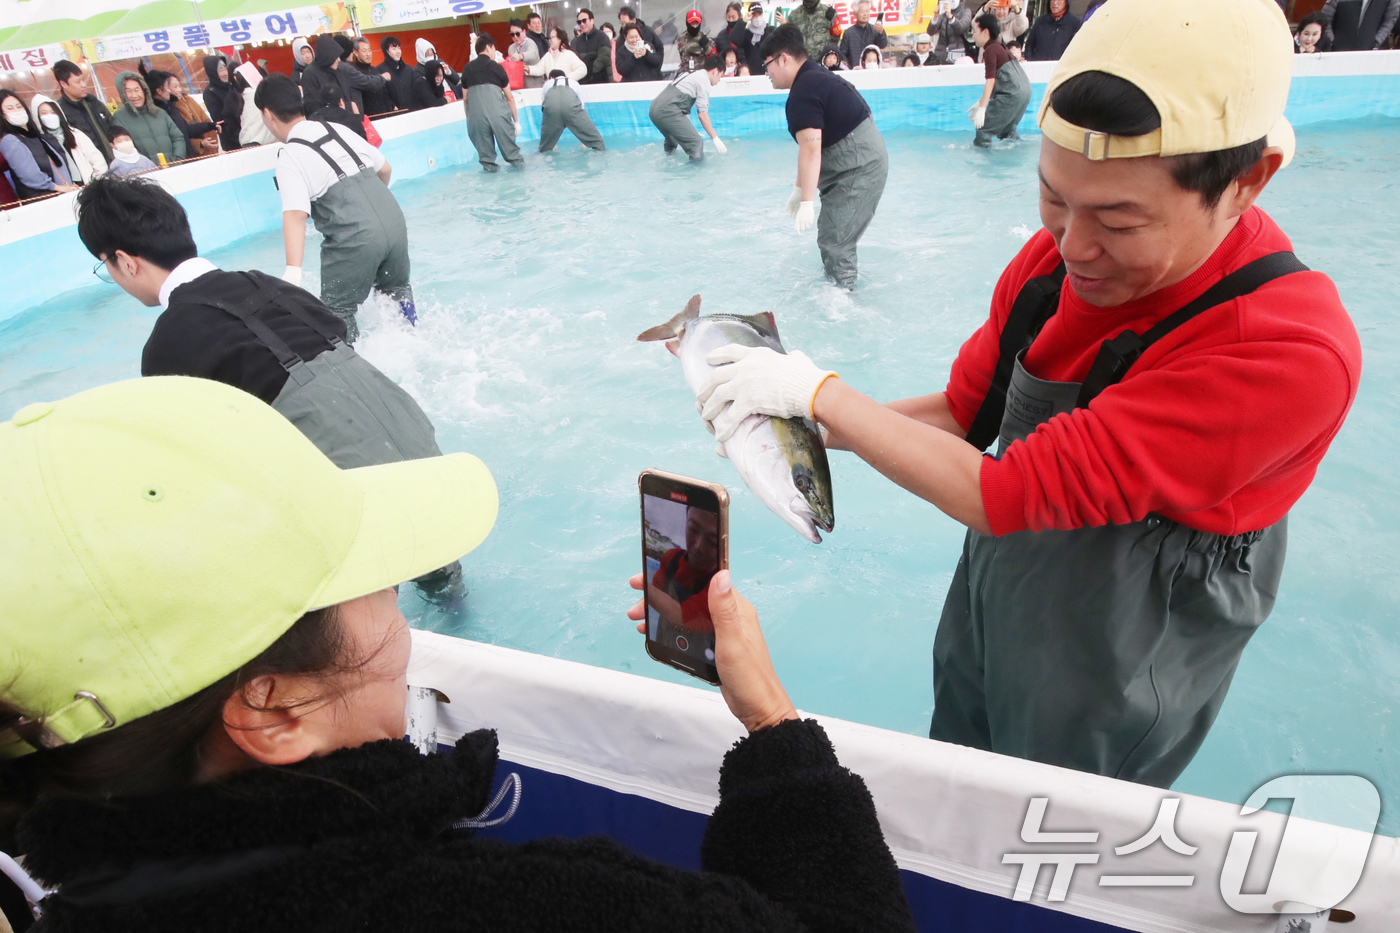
[106,127,158,176]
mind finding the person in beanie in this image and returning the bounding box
[700,0,1361,789]
[759,23,887,289]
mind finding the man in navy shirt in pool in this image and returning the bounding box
[760,24,888,290]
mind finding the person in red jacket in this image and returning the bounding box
[694,0,1362,788]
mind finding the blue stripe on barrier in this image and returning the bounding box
[478,759,1132,933]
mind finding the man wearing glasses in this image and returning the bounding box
[507,18,544,88]
[760,23,887,289]
[571,9,614,84]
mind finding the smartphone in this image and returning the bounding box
[639,469,729,686]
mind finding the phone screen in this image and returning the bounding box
[640,471,727,686]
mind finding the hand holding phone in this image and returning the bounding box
[627,570,797,732]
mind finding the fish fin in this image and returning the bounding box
[636,294,702,342]
[665,338,680,356]
[730,311,782,347]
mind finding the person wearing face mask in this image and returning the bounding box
[292,36,314,86]
[784,0,840,60]
[0,90,78,201]
[105,127,159,177]
[414,38,463,98]
[538,70,607,151]
[649,54,728,160]
[839,1,888,69]
[1024,0,1081,62]
[925,0,974,63]
[111,71,187,166]
[29,94,107,185]
[744,3,777,74]
[202,55,243,151]
[618,23,664,81]
[714,2,753,67]
[677,9,716,72]
[913,32,937,65]
[859,44,883,68]
[967,12,1030,148]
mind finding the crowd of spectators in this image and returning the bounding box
[3,0,1392,206]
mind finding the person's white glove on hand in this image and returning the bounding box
[712,136,727,154]
[793,201,816,233]
[785,185,802,217]
[969,104,986,129]
[514,119,523,137]
[698,344,837,443]
[282,265,303,287]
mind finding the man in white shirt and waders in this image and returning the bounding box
[256,74,416,343]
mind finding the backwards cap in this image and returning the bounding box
[0,377,497,757]
[1037,0,1296,167]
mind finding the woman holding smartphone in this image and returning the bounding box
[0,377,914,933]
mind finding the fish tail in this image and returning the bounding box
[636,294,701,342]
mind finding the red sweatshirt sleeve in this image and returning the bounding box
[981,276,1359,535]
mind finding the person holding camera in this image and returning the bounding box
[0,371,915,933]
[925,0,974,62]
[839,1,888,69]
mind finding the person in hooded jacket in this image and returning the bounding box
[29,94,106,185]
[378,36,423,110]
[202,56,242,151]
[0,90,77,201]
[291,36,314,85]
[111,71,186,165]
[300,36,366,137]
[415,39,463,98]
[418,61,453,109]
[329,34,388,120]
[233,64,278,147]
[714,2,753,64]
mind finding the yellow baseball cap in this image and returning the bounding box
[1037,0,1296,167]
[0,377,498,758]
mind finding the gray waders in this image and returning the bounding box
[931,253,1310,787]
[209,277,462,599]
[540,85,605,152]
[816,116,888,290]
[466,87,523,171]
[975,59,1031,148]
[649,82,705,160]
[290,125,413,344]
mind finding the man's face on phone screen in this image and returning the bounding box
[685,507,720,579]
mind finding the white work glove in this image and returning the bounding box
[712,136,727,154]
[785,185,802,217]
[514,119,523,137]
[969,104,986,129]
[282,265,303,287]
[793,201,816,233]
[698,344,837,443]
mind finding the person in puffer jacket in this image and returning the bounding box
[109,70,185,164]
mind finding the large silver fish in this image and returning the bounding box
[638,294,835,543]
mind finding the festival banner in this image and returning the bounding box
[770,0,938,36]
[353,0,518,29]
[0,44,69,75]
[69,3,352,63]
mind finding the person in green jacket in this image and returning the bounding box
[110,71,186,165]
[782,0,839,60]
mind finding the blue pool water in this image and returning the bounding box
[2,121,1397,835]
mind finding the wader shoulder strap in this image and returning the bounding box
[200,274,349,386]
[287,122,366,179]
[1075,251,1309,408]
[964,262,1066,451]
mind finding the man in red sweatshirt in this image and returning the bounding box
[695,0,1362,787]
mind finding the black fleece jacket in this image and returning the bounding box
[20,721,914,933]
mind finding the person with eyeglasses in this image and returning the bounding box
[507,18,543,88]
[758,23,887,290]
[571,9,615,84]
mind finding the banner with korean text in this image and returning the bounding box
[64,3,353,64]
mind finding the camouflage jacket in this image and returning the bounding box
[786,2,837,59]
[677,30,715,71]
